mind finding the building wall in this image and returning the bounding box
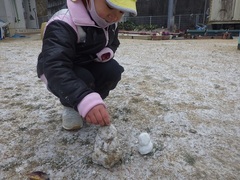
[209,0,240,23]
[23,0,39,28]
[233,0,240,21]
[0,0,7,21]
[0,0,42,36]
[0,0,26,29]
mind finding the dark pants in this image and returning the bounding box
[60,59,124,106]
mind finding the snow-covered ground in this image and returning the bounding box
[0,34,240,179]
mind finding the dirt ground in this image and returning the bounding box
[0,34,240,180]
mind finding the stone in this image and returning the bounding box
[138,132,153,155]
[92,124,122,169]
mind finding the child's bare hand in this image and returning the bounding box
[85,104,110,126]
[101,52,110,61]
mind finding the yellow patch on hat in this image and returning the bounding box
[106,0,137,16]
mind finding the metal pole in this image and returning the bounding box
[178,15,181,30]
[203,0,207,24]
[167,0,174,31]
[238,31,240,50]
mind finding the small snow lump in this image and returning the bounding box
[138,132,153,155]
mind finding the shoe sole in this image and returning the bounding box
[62,125,82,131]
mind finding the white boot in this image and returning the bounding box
[62,106,83,130]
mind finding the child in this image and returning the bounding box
[37,0,137,130]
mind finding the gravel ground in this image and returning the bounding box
[0,34,240,180]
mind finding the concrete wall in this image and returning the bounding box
[233,0,240,21]
[0,0,41,36]
[23,0,39,29]
[209,0,240,24]
[0,0,7,22]
[0,0,26,34]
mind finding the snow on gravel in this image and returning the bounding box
[0,34,240,179]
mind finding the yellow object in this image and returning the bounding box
[106,0,137,16]
[40,22,47,40]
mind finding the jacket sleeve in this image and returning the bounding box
[41,20,94,109]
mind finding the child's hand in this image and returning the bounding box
[85,104,110,126]
[101,52,111,61]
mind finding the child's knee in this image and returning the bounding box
[106,60,124,81]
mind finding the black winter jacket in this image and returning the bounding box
[37,19,120,109]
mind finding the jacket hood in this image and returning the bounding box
[67,0,96,26]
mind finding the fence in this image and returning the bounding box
[123,14,205,31]
[38,13,205,31]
